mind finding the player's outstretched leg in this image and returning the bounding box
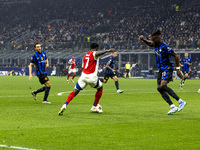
[157,86,178,115]
[160,85,187,113]
[59,89,79,116]
[31,86,45,100]
[91,87,103,113]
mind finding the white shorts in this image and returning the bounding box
[75,73,102,90]
[68,69,76,74]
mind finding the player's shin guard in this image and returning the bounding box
[93,88,103,106]
[67,74,70,80]
[64,92,76,105]
[35,86,46,94]
[44,87,51,101]
[157,87,173,105]
[115,81,119,90]
[72,74,76,79]
[161,85,180,101]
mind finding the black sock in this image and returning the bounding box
[115,81,119,90]
[99,78,104,82]
[184,78,187,81]
[44,87,51,101]
[161,85,180,101]
[35,87,45,94]
[157,87,173,105]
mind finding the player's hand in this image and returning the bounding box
[29,75,32,80]
[176,69,183,79]
[180,64,184,67]
[46,64,49,68]
[112,69,116,72]
[107,48,115,53]
[139,35,144,41]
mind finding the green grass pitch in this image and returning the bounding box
[0,76,200,150]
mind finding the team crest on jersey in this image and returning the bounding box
[159,48,162,52]
[41,57,44,60]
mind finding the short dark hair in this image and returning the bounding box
[151,29,161,37]
[90,43,99,49]
[34,43,39,48]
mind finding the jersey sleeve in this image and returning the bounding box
[166,45,174,54]
[93,52,98,60]
[31,55,36,64]
[108,58,113,65]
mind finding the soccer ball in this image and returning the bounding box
[198,89,200,93]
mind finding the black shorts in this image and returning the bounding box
[157,69,173,85]
[104,73,116,81]
[126,69,129,73]
[37,74,49,84]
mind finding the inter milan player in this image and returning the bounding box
[58,43,115,115]
[29,43,51,104]
[67,56,76,83]
[139,29,187,115]
[100,52,123,93]
[179,52,192,89]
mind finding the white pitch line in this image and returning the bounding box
[57,90,198,96]
[0,144,41,150]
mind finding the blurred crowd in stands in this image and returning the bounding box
[0,0,200,51]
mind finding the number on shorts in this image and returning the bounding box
[85,57,89,69]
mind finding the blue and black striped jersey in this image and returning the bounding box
[180,57,191,72]
[105,56,115,74]
[31,51,47,76]
[154,42,175,70]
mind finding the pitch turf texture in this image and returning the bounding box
[0,76,200,150]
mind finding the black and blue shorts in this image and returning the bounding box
[104,73,116,81]
[157,69,173,85]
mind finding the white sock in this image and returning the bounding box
[170,104,176,108]
[178,99,183,103]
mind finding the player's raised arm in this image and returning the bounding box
[95,48,115,57]
[171,51,183,79]
[138,35,154,47]
[29,63,34,80]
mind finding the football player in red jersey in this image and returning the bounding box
[67,56,76,83]
[59,43,115,115]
